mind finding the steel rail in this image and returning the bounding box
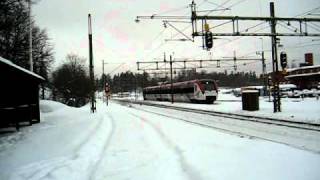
[116,99,320,132]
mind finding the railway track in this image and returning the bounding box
[116,99,320,132]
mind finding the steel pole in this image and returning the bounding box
[88,14,96,113]
[170,55,174,104]
[270,2,281,112]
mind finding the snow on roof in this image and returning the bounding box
[286,72,320,78]
[242,90,259,93]
[286,64,320,72]
[0,56,45,80]
[279,84,297,89]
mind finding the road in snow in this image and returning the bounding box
[0,100,320,180]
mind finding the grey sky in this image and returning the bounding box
[33,0,320,76]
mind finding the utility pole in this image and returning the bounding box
[170,55,174,104]
[256,38,267,96]
[135,75,137,101]
[270,2,281,112]
[28,0,33,72]
[102,60,108,103]
[102,60,105,102]
[261,51,267,95]
[259,38,267,96]
[88,14,96,113]
[102,60,108,78]
[102,60,105,77]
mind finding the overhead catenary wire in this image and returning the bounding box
[308,22,320,32]
[204,0,231,16]
[309,22,320,29]
[294,6,320,17]
[153,5,190,16]
[142,24,191,60]
[139,0,320,73]
[144,28,167,48]
[203,2,320,55]
[204,0,229,9]
[141,0,244,61]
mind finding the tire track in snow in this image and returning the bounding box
[72,113,105,157]
[14,113,106,180]
[15,111,114,180]
[128,111,205,180]
[88,113,115,180]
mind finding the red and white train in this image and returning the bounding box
[143,79,218,104]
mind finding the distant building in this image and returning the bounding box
[285,65,320,89]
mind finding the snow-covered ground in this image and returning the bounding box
[0,99,320,180]
[115,90,320,124]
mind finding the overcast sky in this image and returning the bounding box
[33,0,320,76]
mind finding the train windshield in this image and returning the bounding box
[201,81,215,91]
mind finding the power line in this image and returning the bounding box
[154,5,190,16]
[295,6,320,17]
[205,0,232,15]
[308,22,320,32]
[144,28,167,48]
[142,24,191,60]
[204,0,229,9]
[207,5,320,51]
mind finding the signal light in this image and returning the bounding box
[280,51,287,69]
[205,31,213,49]
[268,76,272,86]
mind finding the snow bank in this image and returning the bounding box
[39,100,69,113]
[0,100,111,180]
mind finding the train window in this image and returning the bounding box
[201,81,215,91]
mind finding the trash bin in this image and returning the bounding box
[242,90,259,111]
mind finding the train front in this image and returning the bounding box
[197,79,218,103]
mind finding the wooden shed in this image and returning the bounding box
[0,57,44,130]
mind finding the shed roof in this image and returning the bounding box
[0,56,45,81]
[286,65,320,72]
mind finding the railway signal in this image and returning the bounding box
[205,31,213,49]
[267,76,272,86]
[105,83,110,105]
[280,52,287,70]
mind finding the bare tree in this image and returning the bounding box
[51,54,92,107]
[0,0,54,79]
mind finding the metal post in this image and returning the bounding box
[191,0,197,38]
[102,60,109,105]
[270,2,281,112]
[135,75,137,101]
[170,55,174,104]
[88,14,96,113]
[102,60,105,103]
[102,60,105,76]
[28,0,33,72]
[261,51,267,95]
